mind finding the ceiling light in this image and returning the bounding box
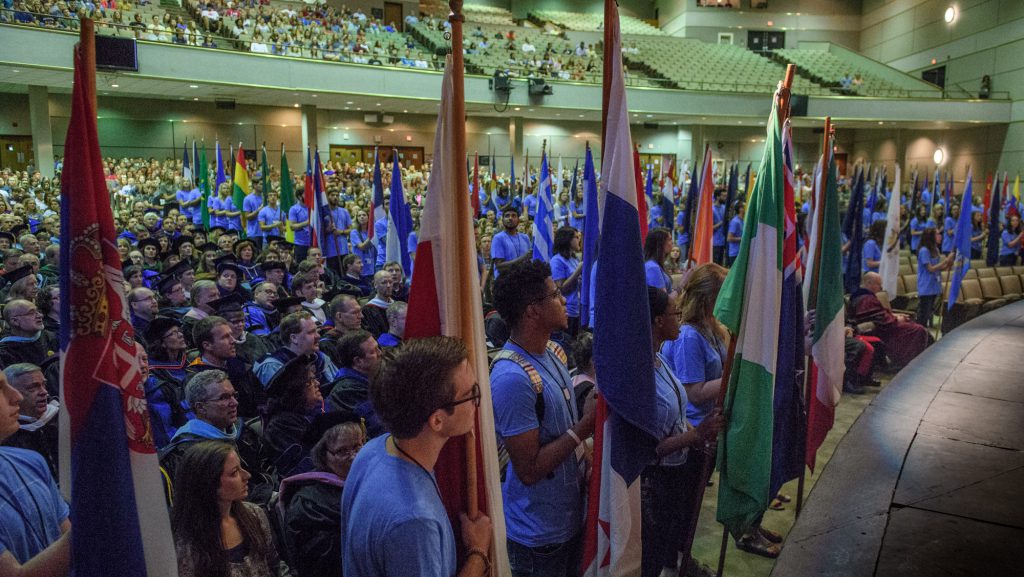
[346,101,354,105]
[376,103,382,107]
[193,97,199,101]
[189,84,199,88]
[110,84,119,88]
[403,109,408,113]
[878,121,884,125]
[944,6,957,23]
[933,147,945,165]
[293,103,300,108]
[514,107,521,111]
[311,94,318,98]
[578,114,584,118]
[11,69,18,73]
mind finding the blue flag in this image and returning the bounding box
[510,153,516,202]
[215,140,227,195]
[843,167,865,293]
[948,170,974,309]
[311,150,334,251]
[386,151,413,275]
[191,139,199,189]
[580,144,599,329]
[532,149,554,261]
[370,148,386,245]
[182,140,192,186]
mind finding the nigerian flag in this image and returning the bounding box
[280,144,295,242]
[713,95,786,538]
[233,144,249,238]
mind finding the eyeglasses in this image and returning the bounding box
[442,383,481,409]
[328,442,364,457]
[161,328,184,339]
[532,288,561,305]
[202,391,239,403]
[12,308,42,318]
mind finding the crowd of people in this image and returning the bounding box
[2,149,1022,577]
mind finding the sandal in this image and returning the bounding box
[736,533,781,559]
[759,526,783,544]
[776,492,792,503]
[769,497,786,511]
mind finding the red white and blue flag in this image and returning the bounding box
[581,3,660,574]
[386,152,414,276]
[309,150,332,249]
[58,21,179,577]
[368,148,386,245]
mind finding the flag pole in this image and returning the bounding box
[796,116,831,516]
[447,0,479,521]
[715,64,794,577]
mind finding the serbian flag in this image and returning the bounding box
[581,2,660,574]
[405,54,510,577]
[690,143,715,266]
[309,150,332,249]
[386,152,413,276]
[802,131,845,471]
[58,20,179,577]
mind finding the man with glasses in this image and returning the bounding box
[244,281,281,337]
[158,368,276,504]
[341,336,493,577]
[2,363,59,480]
[0,300,57,370]
[490,260,597,577]
[128,287,159,345]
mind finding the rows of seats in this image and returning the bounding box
[419,1,515,26]
[625,37,828,94]
[774,48,934,98]
[530,9,666,36]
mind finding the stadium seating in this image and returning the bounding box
[530,9,665,36]
[774,48,934,98]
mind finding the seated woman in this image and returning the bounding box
[262,354,325,478]
[279,420,365,577]
[172,440,289,577]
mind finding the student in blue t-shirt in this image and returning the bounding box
[550,227,582,338]
[942,203,959,254]
[489,207,531,280]
[712,192,726,265]
[644,228,674,291]
[862,220,885,273]
[288,201,311,263]
[726,201,745,267]
[916,227,952,327]
[0,373,71,575]
[999,214,1023,266]
[490,260,597,577]
[909,205,930,252]
[340,337,492,577]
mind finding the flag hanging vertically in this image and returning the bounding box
[404,56,510,577]
[712,88,786,539]
[181,140,192,187]
[947,169,974,310]
[770,119,806,499]
[280,144,295,242]
[842,168,865,294]
[510,152,517,203]
[232,144,249,238]
[191,139,198,191]
[260,143,270,194]
[368,148,386,250]
[58,20,179,577]
[532,147,555,261]
[199,141,211,229]
[690,143,715,266]
[633,146,648,242]
[580,143,599,330]
[879,165,903,299]
[471,152,481,217]
[581,3,660,575]
[986,173,1002,266]
[803,130,846,471]
[386,152,413,275]
[310,150,333,250]
[214,140,227,202]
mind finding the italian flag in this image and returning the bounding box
[802,139,846,470]
[713,98,785,538]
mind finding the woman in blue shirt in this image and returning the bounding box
[909,205,929,252]
[862,220,885,274]
[550,226,582,337]
[643,227,674,292]
[642,285,723,577]
[942,203,959,254]
[349,210,375,283]
[1000,214,1023,266]
[917,227,952,327]
[969,211,986,259]
[726,201,745,267]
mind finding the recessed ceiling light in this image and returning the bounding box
[110,84,119,88]
[389,128,395,132]
[293,103,300,108]
[878,121,884,125]
[346,101,354,105]
[344,107,350,110]
[578,114,584,117]
[281,124,287,127]
[528,108,534,112]
[514,107,521,111]
[403,109,408,113]
[311,94,318,98]
[376,103,382,107]
[11,69,18,73]
[944,6,957,23]
[189,84,199,88]
[645,114,653,118]
[193,97,199,101]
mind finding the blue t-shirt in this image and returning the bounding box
[661,324,725,425]
[190,189,204,226]
[243,193,263,238]
[341,436,456,577]
[1000,229,1018,256]
[917,247,941,296]
[351,229,375,272]
[910,217,927,251]
[323,206,353,258]
[727,215,743,257]
[176,188,193,220]
[490,231,531,279]
[523,194,538,219]
[568,199,585,230]
[374,218,389,267]
[550,254,580,318]
[209,196,226,228]
[223,197,243,231]
[653,354,690,467]
[942,216,956,253]
[649,203,666,228]
[490,342,583,547]
[970,226,984,252]
[289,204,311,246]
[862,239,881,273]
[645,260,670,291]
[257,205,284,237]
[0,448,69,563]
[712,204,726,246]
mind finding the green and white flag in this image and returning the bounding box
[713,97,785,538]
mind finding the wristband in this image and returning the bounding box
[566,428,583,446]
[465,547,491,573]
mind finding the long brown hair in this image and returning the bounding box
[171,441,270,577]
[679,263,728,343]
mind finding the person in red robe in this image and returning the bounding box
[849,272,930,369]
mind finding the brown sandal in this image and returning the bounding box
[736,533,781,559]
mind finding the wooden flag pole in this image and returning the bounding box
[715,64,796,577]
[447,0,479,521]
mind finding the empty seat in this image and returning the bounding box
[971,259,987,269]
[962,268,978,279]
[960,278,1002,312]
[1013,266,1024,276]
[999,275,1023,302]
[978,276,1009,304]
[996,267,1015,277]
[977,268,996,278]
